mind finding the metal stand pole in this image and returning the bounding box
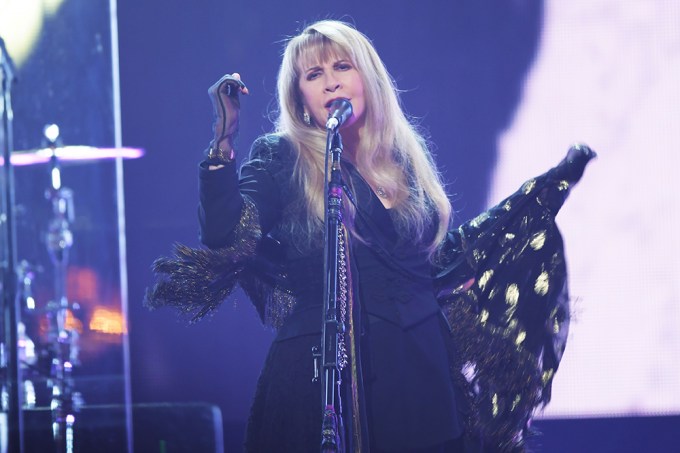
[318,129,347,452]
[0,35,24,453]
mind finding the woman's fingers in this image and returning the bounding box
[230,73,250,95]
[216,73,248,97]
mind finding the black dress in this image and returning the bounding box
[146,134,595,452]
[202,135,464,451]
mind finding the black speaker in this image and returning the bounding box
[22,403,223,453]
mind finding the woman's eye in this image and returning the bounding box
[306,71,321,81]
[336,63,352,71]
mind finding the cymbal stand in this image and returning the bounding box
[44,126,81,453]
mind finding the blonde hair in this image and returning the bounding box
[275,20,451,257]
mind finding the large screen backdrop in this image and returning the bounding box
[489,0,680,418]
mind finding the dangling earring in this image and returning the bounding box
[303,111,311,126]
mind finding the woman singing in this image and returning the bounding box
[147,19,594,452]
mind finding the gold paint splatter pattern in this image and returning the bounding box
[478,270,494,291]
[521,179,536,194]
[530,231,547,250]
[480,309,490,326]
[505,284,520,319]
[534,271,550,296]
[511,394,522,411]
[470,211,490,229]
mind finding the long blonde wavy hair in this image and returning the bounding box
[275,20,451,258]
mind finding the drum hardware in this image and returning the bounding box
[2,34,142,449]
[6,145,144,167]
[2,114,144,450]
[41,124,82,453]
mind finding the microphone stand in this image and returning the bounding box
[1,36,25,453]
[316,127,349,452]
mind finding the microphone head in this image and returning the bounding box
[325,99,353,130]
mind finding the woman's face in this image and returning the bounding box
[297,56,366,132]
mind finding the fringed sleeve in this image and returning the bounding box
[435,145,595,451]
[144,135,299,327]
[144,197,262,323]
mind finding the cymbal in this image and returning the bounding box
[3,146,145,166]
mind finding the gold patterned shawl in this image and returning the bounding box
[435,144,595,451]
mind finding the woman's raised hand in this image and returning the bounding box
[208,73,249,153]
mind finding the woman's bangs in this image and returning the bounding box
[294,33,352,75]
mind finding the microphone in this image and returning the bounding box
[325,99,353,130]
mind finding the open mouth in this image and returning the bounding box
[325,98,349,109]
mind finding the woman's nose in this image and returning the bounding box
[324,77,340,92]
